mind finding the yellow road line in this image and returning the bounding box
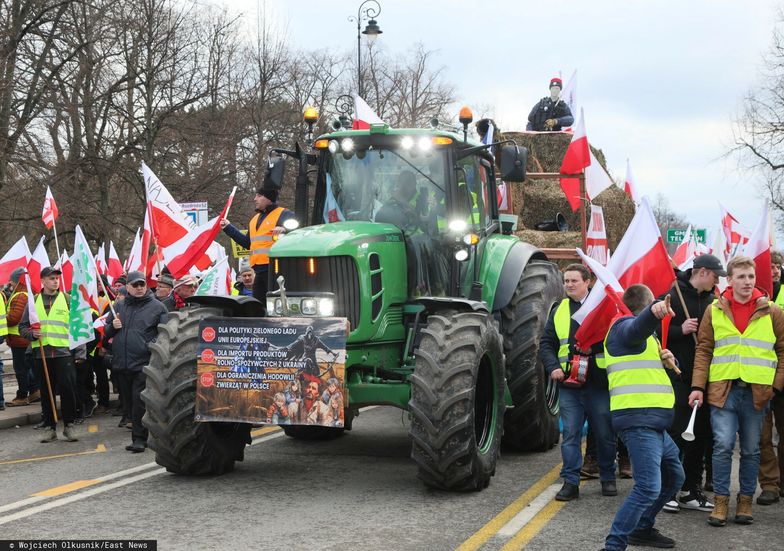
[0,444,107,466]
[499,499,566,550]
[251,426,281,438]
[32,480,102,497]
[456,462,563,551]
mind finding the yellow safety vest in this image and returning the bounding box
[603,324,674,411]
[6,291,25,336]
[35,293,70,348]
[553,299,571,370]
[0,294,7,337]
[708,305,777,385]
[775,287,784,308]
[249,207,284,267]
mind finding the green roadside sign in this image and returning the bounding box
[666,228,706,244]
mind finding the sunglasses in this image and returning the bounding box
[130,281,146,288]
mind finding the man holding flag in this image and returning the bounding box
[220,185,295,305]
[601,285,684,551]
[18,266,84,443]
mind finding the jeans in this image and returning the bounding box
[710,385,767,496]
[559,385,616,485]
[669,379,712,491]
[605,428,685,551]
[11,347,38,398]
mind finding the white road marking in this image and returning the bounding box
[495,483,561,537]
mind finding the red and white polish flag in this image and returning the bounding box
[720,203,750,258]
[125,229,144,273]
[0,237,31,285]
[163,188,236,279]
[559,108,591,212]
[352,95,385,130]
[56,249,73,292]
[585,149,613,201]
[42,186,59,230]
[28,236,51,293]
[671,225,697,268]
[574,196,675,348]
[741,199,773,296]
[623,159,640,205]
[107,241,124,283]
[95,243,106,276]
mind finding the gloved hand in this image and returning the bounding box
[544,118,557,130]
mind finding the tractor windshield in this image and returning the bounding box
[323,147,447,237]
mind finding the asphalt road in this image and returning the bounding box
[0,406,781,551]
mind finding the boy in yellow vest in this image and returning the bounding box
[691,256,784,527]
[602,285,684,551]
[220,186,295,306]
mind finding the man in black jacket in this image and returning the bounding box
[658,254,724,513]
[104,270,168,452]
[540,263,616,501]
[526,77,574,131]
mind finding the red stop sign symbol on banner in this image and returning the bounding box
[200,372,215,387]
[202,327,216,342]
[201,348,215,363]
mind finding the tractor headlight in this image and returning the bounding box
[274,298,284,315]
[455,249,469,262]
[301,298,317,315]
[417,136,432,152]
[318,298,335,317]
[328,140,340,154]
[340,138,354,152]
[401,136,414,150]
[448,219,468,233]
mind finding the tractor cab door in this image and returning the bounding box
[452,153,496,299]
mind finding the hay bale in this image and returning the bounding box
[515,229,581,249]
[591,185,635,251]
[502,131,607,173]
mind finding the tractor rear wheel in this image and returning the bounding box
[409,309,505,491]
[500,260,564,451]
[143,306,251,475]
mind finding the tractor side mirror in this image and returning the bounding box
[264,156,286,189]
[500,145,527,182]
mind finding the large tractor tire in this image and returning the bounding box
[143,306,252,475]
[409,309,505,491]
[500,260,564,451]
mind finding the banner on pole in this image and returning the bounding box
[586,205,609,266]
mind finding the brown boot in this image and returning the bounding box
[734,494,754,524]
[708,495,729,526]
[580,455,599,479]
[618,456,632,479]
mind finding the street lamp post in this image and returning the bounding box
[348,0,382,98]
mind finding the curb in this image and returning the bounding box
[0,409,42,429]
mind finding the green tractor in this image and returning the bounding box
[142,112,564,491]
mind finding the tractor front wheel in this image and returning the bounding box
[143,307,251,475]
[409,309,505,491]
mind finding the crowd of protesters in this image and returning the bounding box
[542,254,784,550]
[0,263,253,452]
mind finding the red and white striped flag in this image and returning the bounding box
[163,188,236,278]
[107,241,124,283]
[574,196,675,349]
[559,108,590,212]
[42,186,59,230]
[671,225,698,269]
[0,237,31,285]
[623,159,640,204]
[56,249,73,292]
[741,200,773,296]
[27,236,51,293]
[95,243,106,276]
[352,95,385,129]
[323,174,345,223]
[720,203,750,258]
[125,229,144,273]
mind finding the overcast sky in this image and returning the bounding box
[222,0,781,242]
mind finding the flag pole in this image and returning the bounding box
[580,173,587,251]
[51,219,62,265]
[223,186,237,221]
[89,249,117,319]
[38,339,59,424]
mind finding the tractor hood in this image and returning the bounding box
[270,221,404,258]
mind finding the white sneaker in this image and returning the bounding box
[678,490,714,512]
[662,499,680,513]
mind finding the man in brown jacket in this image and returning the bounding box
[5,267,40,407]
[690,256,784,527]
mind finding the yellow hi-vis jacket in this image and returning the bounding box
[35,293,70,348]
[249,207,284,267]
[0,293,7,337]
[603,327,674,411]
[775,286,784,308]
[553,298,606,370]
[7,290,25,336]
[708,304,777,385]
